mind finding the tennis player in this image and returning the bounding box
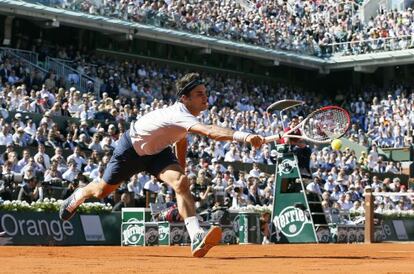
[60,72,265,257]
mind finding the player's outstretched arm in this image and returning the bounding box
[188,123,264,148]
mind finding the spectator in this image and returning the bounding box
[247,184,262,206]
[67,146,87,171]
[338,193,354,211]
[324,176,337,192]
[33,144,51,170]
[143,175,161,193]
[0,125,13,146]
[44,161,63,183]
[16,149,30,172]
[62,160,79,183]
[112,191,134,211]
[350,200,365,216]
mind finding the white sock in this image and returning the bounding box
[185,216,201,242]
[72,188,86,208]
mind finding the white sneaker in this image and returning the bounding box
[262,236,271,245]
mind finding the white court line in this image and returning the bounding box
[379,251,413,253]
[381,241,414,244]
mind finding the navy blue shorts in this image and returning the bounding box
[102,129,179,185]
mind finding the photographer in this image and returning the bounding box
[230,186,248,209]
[2,160,18,182]
[62,173,90,200]
[17,175,42,203]
[61,180,79,200]
[43,161,64,198]
[112,191,134,212]
[190,170,213,211]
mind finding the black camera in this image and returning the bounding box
[2,173,15,186]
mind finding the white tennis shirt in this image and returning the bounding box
[129,102,200,155]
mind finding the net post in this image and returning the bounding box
[364,191,374,243]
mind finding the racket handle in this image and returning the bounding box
[264,134,281,144]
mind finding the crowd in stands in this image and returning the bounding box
[32,43,414,149]
[0,48,413,227]
[36,0,414,56]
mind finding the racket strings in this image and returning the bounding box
[304,108,349,141]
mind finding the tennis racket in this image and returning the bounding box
[264,106,351,144]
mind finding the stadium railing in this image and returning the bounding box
[0,47,39,64]
[0,47,48,79]
[45,56,97,94]
[326,34,414,56]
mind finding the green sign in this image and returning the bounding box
[121,222,145,246]
[271,148,318,243]
[121,222,161,246]
[121,208,151,223]
[273,206,313,238]
[158,222,170,245]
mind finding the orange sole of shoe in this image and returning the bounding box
[192,226,222,258]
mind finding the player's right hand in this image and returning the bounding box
[246,134,265,148]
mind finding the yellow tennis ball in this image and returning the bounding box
[331,139,342,151]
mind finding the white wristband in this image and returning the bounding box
[233,131,251,142]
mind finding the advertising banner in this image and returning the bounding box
[0,211,121,245]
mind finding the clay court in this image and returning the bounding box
[0,244,413,273]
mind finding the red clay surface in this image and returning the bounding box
[0,244,413,273]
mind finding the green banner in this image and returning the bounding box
[0,211,121,245]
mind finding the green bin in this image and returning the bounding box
[236,212,261,244]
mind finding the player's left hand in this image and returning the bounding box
[246,134,265,148]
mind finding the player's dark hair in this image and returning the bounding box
[176,73,204,98]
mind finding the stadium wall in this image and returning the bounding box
[1,210,414,245]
